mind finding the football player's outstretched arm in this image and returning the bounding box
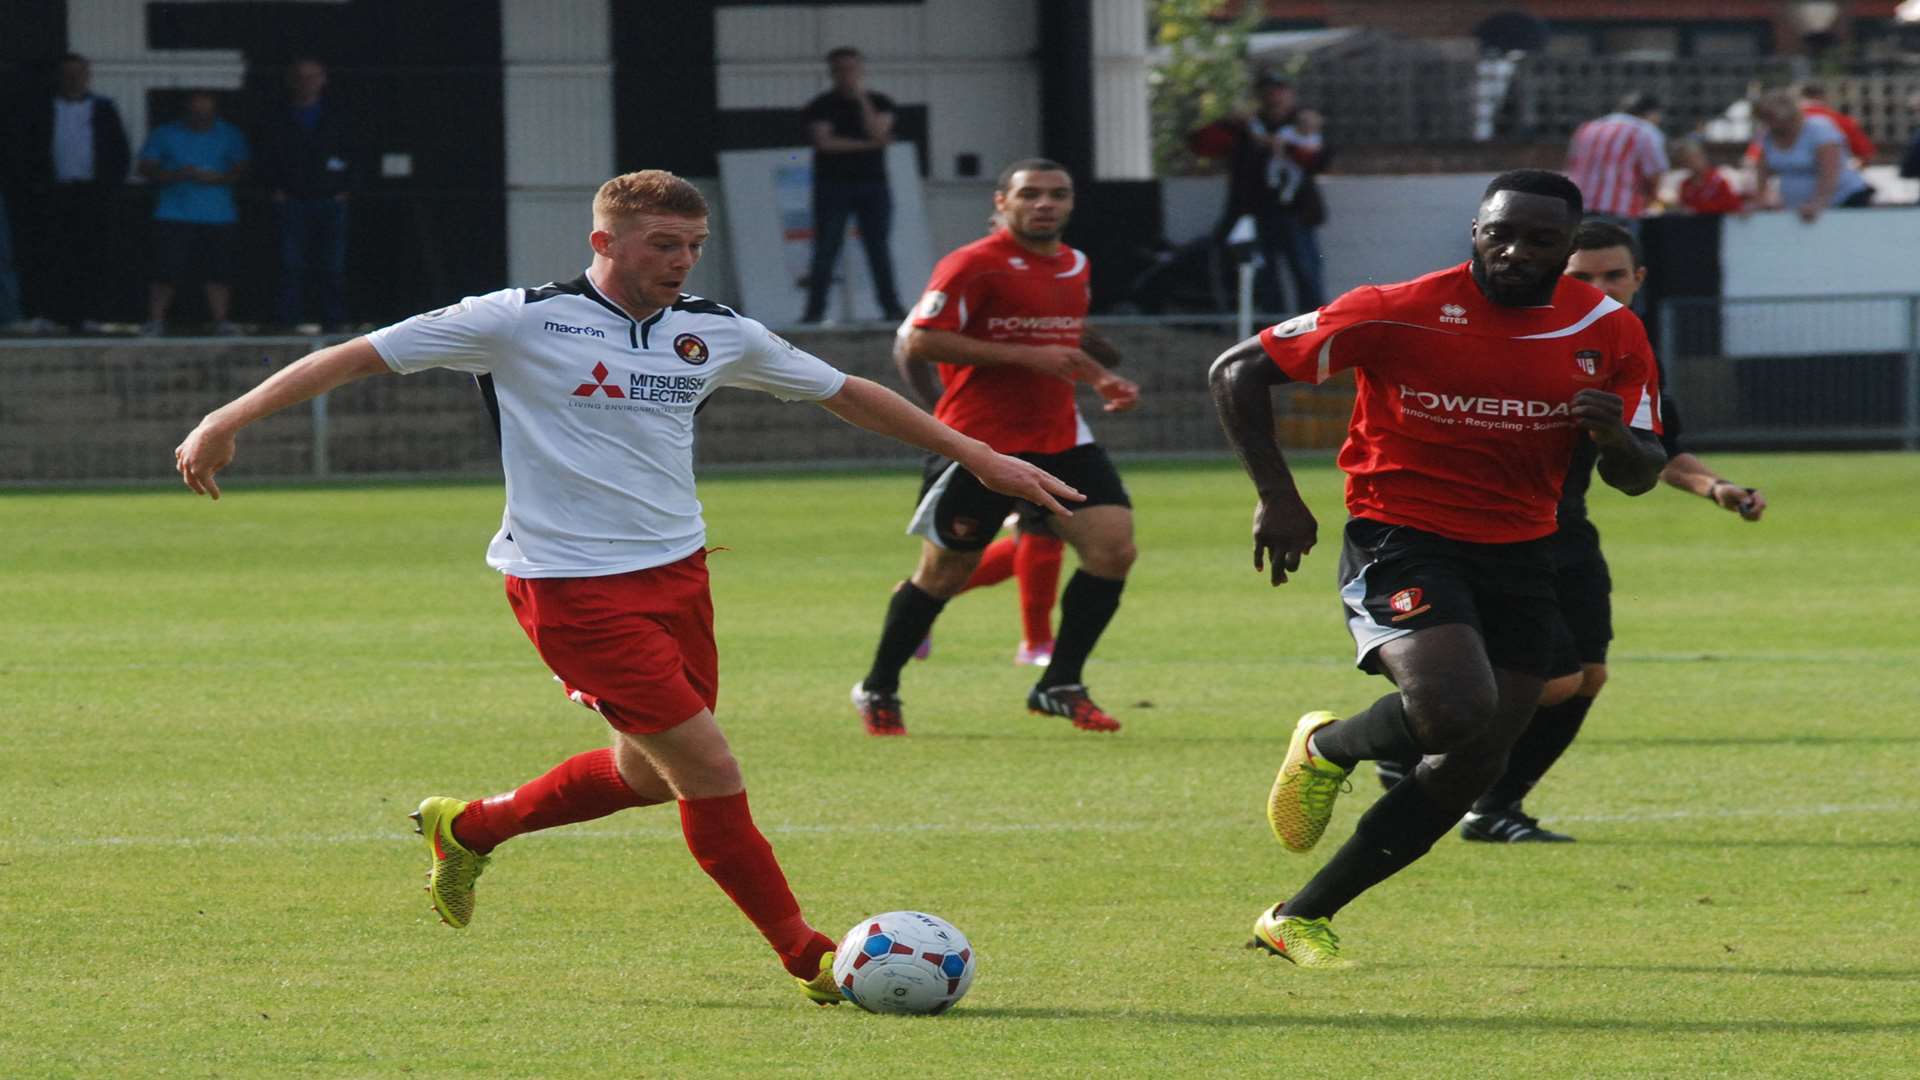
[175,337,391,499]
[1209,335,1317,586]
[818,375,1084,517]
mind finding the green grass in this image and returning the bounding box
[3,454,1916,1078]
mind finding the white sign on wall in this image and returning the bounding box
[1720,208,1920,357]
[718,143,934,327]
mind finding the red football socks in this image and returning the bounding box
[451,747,661,854]
[680,791,832,978]
[961,536,1017,592]
[1015,532,1065,645]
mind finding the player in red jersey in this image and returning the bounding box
[892,298,1127,667]
[852,159,1141,735]
[1209,171,1669,967]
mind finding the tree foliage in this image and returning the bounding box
[1149,0,1264,175]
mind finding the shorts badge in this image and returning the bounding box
[1388,587,1431,622]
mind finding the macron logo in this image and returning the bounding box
[544,320,606,339]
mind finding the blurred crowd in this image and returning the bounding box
[2,54,357,337]
[1567,82,1920,226]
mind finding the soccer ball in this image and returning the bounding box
[832,911,976,1015]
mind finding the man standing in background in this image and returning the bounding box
[257,58,354,334]
[799,46,907,324]
[1566,92,1668,222]
[15,54,131,333]
[139,92,250,335]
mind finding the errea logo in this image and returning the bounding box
[1439,304,1469,325]
[544,320,606,339]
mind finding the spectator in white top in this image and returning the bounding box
[173,169,1080,1006]
[1752,89,1872,223]
[1565,92,1669,221]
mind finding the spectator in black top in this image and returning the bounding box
[1188,75,1328,314]
[799,47,906,323]
[13,53,132,332]
[1901,91,1920,202]
[256,58,354,332]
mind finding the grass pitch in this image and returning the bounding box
[3,454,1916,1078]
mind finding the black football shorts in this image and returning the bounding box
[1336,517,1560,678]
[907,442,1129,552]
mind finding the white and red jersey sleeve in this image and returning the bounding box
[1604,309,1662,437]
[909,248,993,335]
[1257,285,1388,384]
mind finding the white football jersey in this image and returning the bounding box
[367,272,847,577]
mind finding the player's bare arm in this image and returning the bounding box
[1077,327,1141,413]
[892,345,946,411]
[901,326,1101,383]
[1571,387,1666,496]
[1663,452,1766,520]
[1080,327,1123,369]
[1208,335,1316,586]
[175,337,390,499]
[817,375,1084,517]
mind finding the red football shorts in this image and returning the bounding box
[504,549,718,734]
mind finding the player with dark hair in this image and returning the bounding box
[1210,170,1667,966]
[890,216,1128,668]
[852,159,1141,735]
[173,169,1079,1005]
[1375,219,1769,842]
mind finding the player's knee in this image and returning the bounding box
[911,555,978,598]
[679,748,744,798]
[1402,683,1498,752]
[1580,665,1608,697]
[1539,672,1583,707]
[1084,539,1137,579]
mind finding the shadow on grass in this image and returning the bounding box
[1487,962,1920,983]
[1587,734,1920,749]
[1582,837,1917,850]
[947,1006,1919,1035]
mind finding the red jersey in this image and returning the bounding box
[909,229,1092,454]
[1259,264,1661,544]
[1679,168,1744,215]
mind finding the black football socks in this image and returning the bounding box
[863,582,948,694]
[1473,694,1596,814]
[1035,570,1125,689]
[1283,772,1454,919]
[1309,692,1425,771]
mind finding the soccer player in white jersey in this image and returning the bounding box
[173,170,1079,1005]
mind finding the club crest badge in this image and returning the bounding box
[674,333,710,365]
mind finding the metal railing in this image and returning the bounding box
[1658,294,1920,449]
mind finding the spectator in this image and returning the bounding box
[1745,82,1876,168]
[1671,138,1745,215]
[256,58,354,333]
[1188,75,1328,313]
[1565,92,1668,221]
[799,46,906,323]
[1901,92,1920,199]
[14,53,132,333]
[138,92,250,335]
[1752,90,1872,224]
[0,192,23,331]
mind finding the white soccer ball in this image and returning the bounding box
[832,911,976,1015]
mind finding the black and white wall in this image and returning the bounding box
[4,0,1150,322]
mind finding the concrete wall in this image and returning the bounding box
[0,323,1362,486]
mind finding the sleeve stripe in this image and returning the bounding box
[1630,381,1655,430]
